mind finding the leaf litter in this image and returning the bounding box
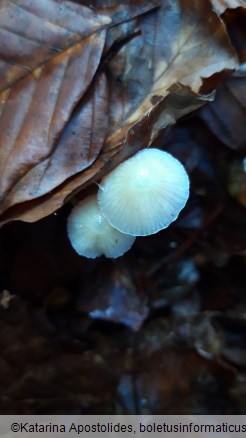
[0,0,238,223]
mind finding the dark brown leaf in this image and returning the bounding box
[0,0,157,222]
[106,0,238,135]
[0,0,111,207]
[0,86,214,226]
[0,34,107,205]
[0,0,111,91]
[0,73,108,212]
[222,8,246,63]
[200,77,246,151]
[0,0,239,226]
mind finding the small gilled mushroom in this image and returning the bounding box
[67,195,135,259]
[97,148,189,236]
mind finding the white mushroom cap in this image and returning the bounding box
[97,148,190,236]
[67,195,135,259]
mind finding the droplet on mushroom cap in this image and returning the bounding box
[97,148,190,236]
[67,195,135,258]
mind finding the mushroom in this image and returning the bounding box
[97,148,189,236]
[67,195,135,258]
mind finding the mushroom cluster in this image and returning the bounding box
[67,148,190,258]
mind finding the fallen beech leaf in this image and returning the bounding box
[200,77,246,151]
[106,0,238,134]
[0,73,109,212]
[0,0,157,220]
[0,0,239,226]
[0,33,107,206]
[95,0,238,176]
[0,0,111,92]
[0,86,214,226]
[0,0,111,206]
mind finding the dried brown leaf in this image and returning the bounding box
[0,0,111,91]
[0,85,214,226]
[0,33,107,205]
[107,0,238,134]
[0,0,239,226]
[0,73,109,213]
[0,0,156,217]
[0,0,111,207]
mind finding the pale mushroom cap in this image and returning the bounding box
[67,195,135,258]
[97,148,190,236]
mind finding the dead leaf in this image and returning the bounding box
[200,77,246,151]
[0,34,107,206]
[0,0,111,205]
[0,86,214,226]
[73,0,159,26]
[0,0,157,222]
[77,262,148,331]
[0,0,239,226]
[0,0,111,92]
[0,73,109,212]
[106,0,238,134]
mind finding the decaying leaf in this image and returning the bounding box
[0,73,109,211]
[0,0,157,222]
[0,86,214,226]
[0,0,112,91]
[0,0,110,205]
[106,0,238,137]
[0,0,239,226]
[0,33,107,204]
[200,77,246,151]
